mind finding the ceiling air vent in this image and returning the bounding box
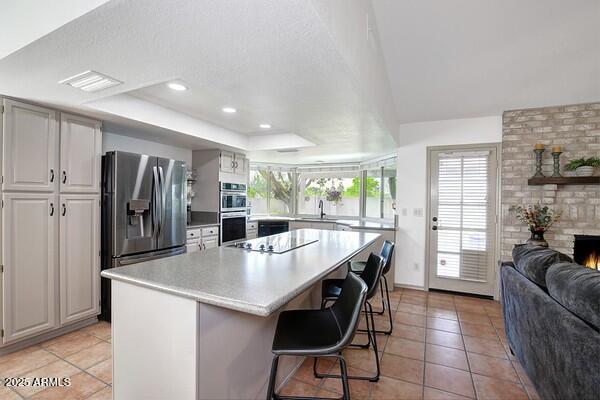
[276,149,299,153]
[59,70,122,92]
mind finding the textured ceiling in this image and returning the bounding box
[0,0,396,163]
[373,0,600,125]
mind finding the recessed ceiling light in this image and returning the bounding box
[222,107,237,114]
[259,123,271,129]
[59,70,122,92]
[167,82,188,91]
[276,149,299,153]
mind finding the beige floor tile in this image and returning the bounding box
[278,378,318,397]
[463,336,507,359]
[41,331,101,358]
[423,386,471,400]
[14,360,79,398]
[0,386,21,400]
[490,317,505,330]
[467,352,519,383]
[424,363,475,399]
[472,373,528,400]
[30,372,106,400]
[380,353,424,385]
[397,303,427,316]
[455,302,487,315]
[427,308,458,321]
[321,366,372,399]
[294,357,334,385]
[401,296,428,306]
[342,348,380,373]
[371,375,423,400]
[395,311,427,328]
[427,317,461,334]
[64,341,111,370]
[425,329,464,350]
[459,321,498,340]
[86,358,112,385]
[391,323,426,342]
[385,337,425,360]
[0,347,59,377]
[425,344,469,371]
[81,322,111,341]
[87,386,112,400]
[457,311,492,326]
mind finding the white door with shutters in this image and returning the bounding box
[428,145,499,296]
[60,114,102,194]
[2,99,58,192]
[59,194,100,324]
[2,193,57,343]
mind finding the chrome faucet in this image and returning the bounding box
[318,199,326,219]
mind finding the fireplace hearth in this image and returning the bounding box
[573,235,600,270]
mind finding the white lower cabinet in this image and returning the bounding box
[186,225,219,252]
[202,236,218,250]
[59,194,100,325]
[2,193,57,343]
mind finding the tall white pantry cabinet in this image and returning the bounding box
[0,98,102,346]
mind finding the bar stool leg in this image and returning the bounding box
[373,280,386,315]
[266,355,280,400]
[366,301,381,381]
[383,275,394,335]
[349,303,372,349]
[338,355,351,400]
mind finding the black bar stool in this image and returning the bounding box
[349,241,395,335]
[266,272,368,400]
[316,252,385,382]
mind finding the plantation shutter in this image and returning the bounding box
[436,151,492,282]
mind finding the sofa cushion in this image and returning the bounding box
[547,263,600,331]
[512,244,572,288]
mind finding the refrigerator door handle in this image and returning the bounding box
[158,166,166,236]
[152,166,161,236]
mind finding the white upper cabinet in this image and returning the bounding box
[2,193,57,343]
[2,99,58,192]
[60,113,102,193]
[59,194,100,324]
[219,151,247,176]
[220,151,235,174]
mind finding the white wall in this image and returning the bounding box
[394,116,502,288]
[102,129,192,165]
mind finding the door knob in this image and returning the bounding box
[432,226,438,231]
[432,217,438,222]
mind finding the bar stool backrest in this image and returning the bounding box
[359,253,385,300]
[330,272,368,349]
[380,240,395,275]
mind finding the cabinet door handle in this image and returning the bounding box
[62,203,66,216]
[50,169,55,182]
[49,203,54,216]
[62,171,67,184]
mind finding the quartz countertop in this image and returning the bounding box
[248,216,395,231]
[101,229,380,316]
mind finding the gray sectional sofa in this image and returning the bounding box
[500,245,600,400]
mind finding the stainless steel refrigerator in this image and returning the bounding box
[100,151,187,320]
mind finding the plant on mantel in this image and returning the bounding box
[564,157,600,177]
[510,203,562,247]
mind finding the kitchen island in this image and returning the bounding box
[101,229,380,400]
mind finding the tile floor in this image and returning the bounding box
[281,288,542,400]
[0,289,542,400]
[0,322,112,400]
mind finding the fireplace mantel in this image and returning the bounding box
[528,176,600,185]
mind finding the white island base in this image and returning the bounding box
[111,280,322,400]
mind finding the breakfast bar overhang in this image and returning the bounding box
[101,229,380,400]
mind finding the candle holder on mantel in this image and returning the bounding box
[532,144,545,178]
[551,146,563,178]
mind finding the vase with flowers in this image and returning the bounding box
[325,185,343,204]
[510,204,562,247]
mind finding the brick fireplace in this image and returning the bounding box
[501,101,600,260]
